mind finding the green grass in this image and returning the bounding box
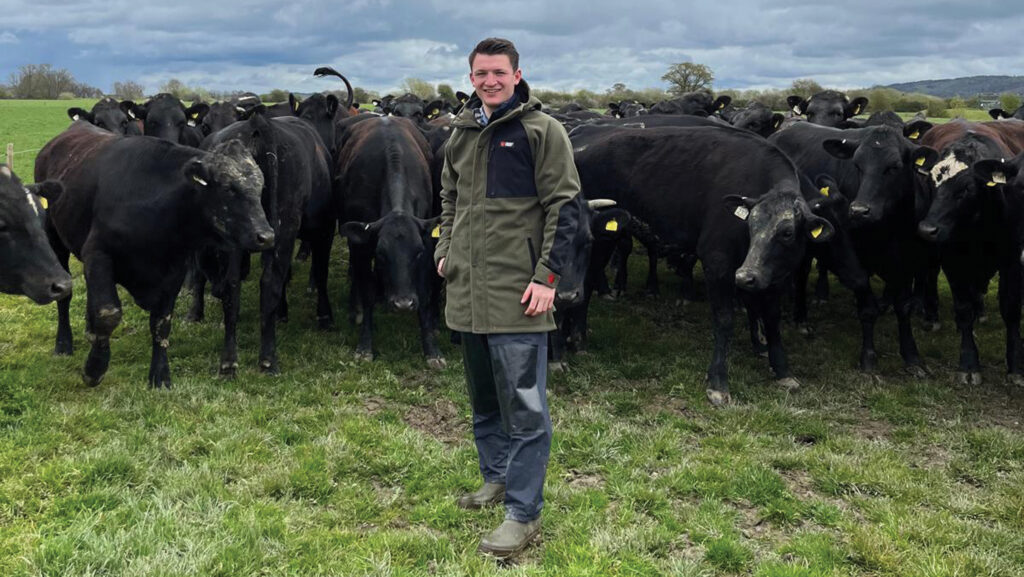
[2,99,1024,575]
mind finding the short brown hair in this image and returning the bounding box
[468,37,519,71]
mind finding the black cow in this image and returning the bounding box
[136,93,209,146]
[67,97,142,136]
[550,198,631,371]
[769,122,939,375]
[786,90,868,128]
[607,100,648,118]
[37,122,274,387]
[724,102,785,137]
[200,101,250,137]
[916,120,1024,385]
[0,165,72,303]
[573,125,834,405]
[989,106,1024,121]
[648,90,731,117]
[335,116,443,368]
[193,108,335,375]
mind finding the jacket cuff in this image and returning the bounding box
[434,247,448,268]
[532,262,560,289]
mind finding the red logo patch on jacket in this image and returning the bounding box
[547,274,556,284]
[499,141,515,148]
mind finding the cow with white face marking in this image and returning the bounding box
[0,165,72,303]
[67,97,142,136]
[916,119,1024,386]
[989,106,1024,121]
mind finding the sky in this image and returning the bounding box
[2,0,1023,98]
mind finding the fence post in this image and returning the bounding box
[5,143,12,168]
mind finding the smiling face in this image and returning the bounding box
[469,53,521,115]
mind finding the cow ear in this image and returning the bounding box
[723,195,757,221]
[183,159,209,188]
[456,91,470,104]
[424,100,443,120]
[973,158,1019,188]
[119,100,140,120]
[787,95,807,115]
[416,216,442,240]
[846,97,868,118]
[989,108,1006,120]
[813,174,840,200]
[713,95,731,111]
[325,94,339,118]
[187,102,210,123]
[592,208,631,237]
[67,108,92,123]
[771,113,785,130]
[805,214,835,243]
[340,220,378,245]
[289,93,299,113]
[823,138,860,160]
[27,180,63,204]
[910,145,939,174]
[240,104,268,120]
[904,119,932,142]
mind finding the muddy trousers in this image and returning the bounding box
[461,332,552,522]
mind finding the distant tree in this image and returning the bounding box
[9,64,77,99]
[661,62,714,96]
[789,78,824,97]
[948,95,966,110]
[1000,92,1021,112]
[436,83,456,103]
[113,81,144,100]
[262,89,289,103]
[160,78,189,99]
[400,77,435,100]
[926,98,947,118]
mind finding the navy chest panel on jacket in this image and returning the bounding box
[486,119,537,199]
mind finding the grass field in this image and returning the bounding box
[1,100,1023,576]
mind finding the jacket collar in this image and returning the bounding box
[453,80,538,129]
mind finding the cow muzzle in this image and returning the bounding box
[917,222,940,242]
[735,268,765,292]
[389,297,418,312]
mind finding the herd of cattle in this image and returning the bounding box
[5,67,1024,406]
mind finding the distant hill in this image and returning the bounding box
[883,76,1024,98]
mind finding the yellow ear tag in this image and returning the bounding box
[293,100,300,111]
[908,130,920,140]
[811,225,824,239]
[39,197,48,209]
[915,156,925,167]
[718,102,725,110]
[604,219,619,232]
[819,186,830,197]
[431,225,440,238]
[431,109,439,116]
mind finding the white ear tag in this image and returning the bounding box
[991,172,1007,186]
[792,105,802,114]
[734,206,750,220]
[72,114,80,121]
[127,110,136,120]
[192,175,208,186]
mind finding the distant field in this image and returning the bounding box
[1,98,1023,576]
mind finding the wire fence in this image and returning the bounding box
[4,143,43,175]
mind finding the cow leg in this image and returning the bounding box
[643,242,659,296]
[745,303,768,357]
[793,254,812,334]
[915,262,941,331]
[675,253,701,303]
[949,278,982,385]
[218,251,243,378]
[258,237,296,374]
[309,231,334,330]
[894,284,925,377]
[854,286,881,372]
[998,266,1024,385]
[82,251,121,387]
[419,264,445,369]
[185,257,207,322]
[52,241,74,355]
[350,243,375,361]
[761,291,797,390]
[611,235,632,297]
[148,306,174,388]
[813,260,830,303]
[550,311,568,372]
[705,272,735,406]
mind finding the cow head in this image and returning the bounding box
[296,93,339,154]
[607,101,648,119]
[0,166,72,304]
[973,155,1024,264]
[728,102,784,137]
[201,101,245,136]
[340,212,439,312]
[918,133,1006,244]
[423,99,453,121]
[388,93,427,122]
[988,106,1024,121]
[186,139,274,252]
[138,93,209,144]
[726,188,834,292]
[822,126,937,227]
[554,198,631,308]
[787,91,868,128]
[68,97,142,136]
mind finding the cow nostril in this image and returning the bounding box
[257,232,275,246]
[735,270,757,288]
[918,223,939,239]
[850,204,870,217]
[52,279,72,297]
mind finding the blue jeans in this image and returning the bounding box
[461,332,551,522]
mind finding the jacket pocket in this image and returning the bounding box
[526,237,538,270]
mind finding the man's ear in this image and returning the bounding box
[340,220,378,245]
[67,107,92,123]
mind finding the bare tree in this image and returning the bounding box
[113,81,145,100]
[399,77,436,100]
[9,64,78,99]
[661,62,714,96]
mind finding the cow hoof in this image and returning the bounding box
[259,359,279,375]
[600,293,616,302]
[185,311,203,323]
[706,389,731,407]
[219,362,238,378]
[795,323,814,336]
[354,312,364,325]
[550,361,567,373]
[810,297,828,306]
[82,373,103,387]
[426,357,447,370]
[922,321,941,332]
[978,314,988,324]
[755,348,769,359]
[775,377,801,391]
[955,371,982,386]
[610,289,625,299]
[54,342,73,356]
[904,364,928,379]
[317,316,333,331]
[1006,373,1024,388]
[277,315,288,324]
[148,379,172,389]
[354,350,374,362]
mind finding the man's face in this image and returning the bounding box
[469,53,521,112]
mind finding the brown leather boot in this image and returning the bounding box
[456,482,505,509]
[478,518,541,559]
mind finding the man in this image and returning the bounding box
[434,37,581,559]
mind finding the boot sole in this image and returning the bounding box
[456,491,505,510]
[478,527,540,559]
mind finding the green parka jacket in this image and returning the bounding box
[434,83,581,333]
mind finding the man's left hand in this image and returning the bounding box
[521,282,555,317]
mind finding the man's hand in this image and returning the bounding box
[437,257,446,278]
[521,282,555,316]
